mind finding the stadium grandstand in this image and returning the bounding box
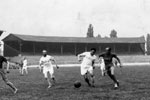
[2,34,145,57]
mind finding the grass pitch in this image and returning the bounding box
[0,66,150,100]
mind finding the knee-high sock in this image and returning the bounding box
[107,71,118,83]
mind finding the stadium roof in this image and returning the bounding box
[3,34,145,43]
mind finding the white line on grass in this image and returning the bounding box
[27,62,150,68]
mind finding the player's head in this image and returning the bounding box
[42,50,47,57]
[90,48,96,55]
[23,56,26,60]
[105,47,111,54]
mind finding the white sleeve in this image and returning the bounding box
[78,52,88,57]
[78,52,88,60]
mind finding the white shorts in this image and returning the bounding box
[43,66,54,78]
[22,66,28,70]
[80,65,93,75]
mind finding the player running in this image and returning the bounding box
[39,50,59,88]
[99,47,122,89]
[21,57,28,75]
[0,55,18,94]
[77,48,97,87]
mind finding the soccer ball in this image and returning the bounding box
[74,81,81,88]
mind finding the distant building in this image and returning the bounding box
[3,34,145,57]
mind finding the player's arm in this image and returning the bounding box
[39,58,44,71]
[39,57,44,66]
[98,53,104,58]
[50,57,59,69]
[113,55,122,67]
[77,52,86,61]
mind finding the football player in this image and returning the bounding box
[21,57,28,75]
[99,47,122,89]
[39,50,59,88]
[0,55,18,94]
[77,48,97,87]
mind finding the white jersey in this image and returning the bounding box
[79,52,97,66]
[23,59,27,67]
[39,55,54,68]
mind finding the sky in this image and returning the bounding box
[0,0,150,39]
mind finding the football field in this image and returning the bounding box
[0,65,150,100]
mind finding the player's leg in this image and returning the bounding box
[47,72,52,88]
[100,58,106,76]
[22,67,24,75]
[111,67,119,88]
[81,66,91,86]
[19,66,22,74]
[20,64,23,75]
[101,63,106,76]
[107,67,119,88]
[49,67,56,85]
[5,79,18,94]
[25,67,28,74]
[21,67,24,75]
[83,73,91,86]
[0,69,18,93]
[83,71,91,86]
[43,68,52,88]
[88,67,95,87]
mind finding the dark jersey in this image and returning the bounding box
[99,53,117,66]
[0,56,7,69]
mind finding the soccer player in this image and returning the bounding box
[21,57,28,75]
[99,47,122,88]
[19,61,24,75]
[39,50,59,88]
[0,55,18,94]
[77,48,97,87]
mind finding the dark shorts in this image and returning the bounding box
[105,64,115,75]
[105,64,113,70]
